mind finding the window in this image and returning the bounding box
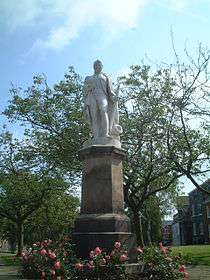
[192,205,195,216]
[197,204,202,214]
[199,223,204,235]
[208,225,210,238]
[206,206,210,218]
[193,223,197,236]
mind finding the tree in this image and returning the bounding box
[4,68,89,178]
[119,65,182,245]
[24,190,79,245]
[0,132,70,255]
[119,45,210,245]
[166,43,210,193]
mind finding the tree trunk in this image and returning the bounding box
[147,219,152,245]
[17,222,24,256]
[133,211,145,247]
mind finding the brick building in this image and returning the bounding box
[172,179,210,246]
[189,179,210,244]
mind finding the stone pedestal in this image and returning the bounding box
[73,146,136,258]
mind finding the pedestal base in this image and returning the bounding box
[73,146,136,259]
[73,231,136,259]
[73,213,136,259]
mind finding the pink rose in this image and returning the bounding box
[40,249,47,256]
[49,252,57,260]
[75,263,83,270]
[51,270,56,276]
[21,253,28,262]
[94,247,102,255]
[137,247,143,254]
[54,261,61,270]
[23,256,28,261]
[41,271,46,278]
[179,265,185,273]
[114,241,121,249]
[110,250,115,257]
[119,254,127,262]
[184,272,189,279]
[165,257,172,262]
[43,240,48,247]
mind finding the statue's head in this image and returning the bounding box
[93,60,103,74]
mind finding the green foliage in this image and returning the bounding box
[21,237,76,279]
[4,67,89,176]
[138,244,187,279]
[0,131,77,255]
[118,49,210,244]
[141,197,162,244]
[21,240,129,280]
[24,192,79,244]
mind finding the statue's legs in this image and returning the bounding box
[89,99,99,138]
[97,96,109,137]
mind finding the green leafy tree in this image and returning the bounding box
[0,132,71,255]
[24,190,79,244]
[4,68,89,177]
[119,45,210,245]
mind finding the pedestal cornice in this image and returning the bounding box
[79,145,127,160]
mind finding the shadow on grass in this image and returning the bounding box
[0,267,19,280]
[0,275,18,280]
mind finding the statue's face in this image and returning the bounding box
[94,61,103,74]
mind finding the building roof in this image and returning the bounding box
[188,179,210,195]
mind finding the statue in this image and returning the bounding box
[83,60,122,146]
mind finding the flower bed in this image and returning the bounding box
[20,238,189,280]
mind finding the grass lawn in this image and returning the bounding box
[172,245,210,266]
[0,253,20,266]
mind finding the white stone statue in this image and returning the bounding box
[83,60,122,147]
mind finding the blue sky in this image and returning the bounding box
[0,0,210,194]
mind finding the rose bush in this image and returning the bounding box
[137,242,189,280]
[72,241,128,280]
[21,238,188,280]
[21,237,76,279]
[21,239,128,280]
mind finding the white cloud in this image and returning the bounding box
[0,0,195,52]
[34,0,148,51]
[0,0,148,51]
